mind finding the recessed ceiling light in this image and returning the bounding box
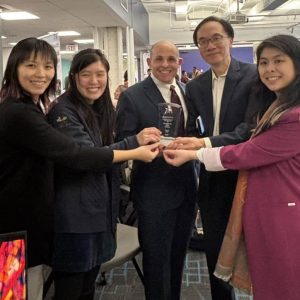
[0,11,39,20]
[50,31,80,37]
[1,36,7,39]
[73,39,94,44]
[175,4,187,14]
[9,42,17,46]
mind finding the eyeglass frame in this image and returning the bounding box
[197,34,230,49]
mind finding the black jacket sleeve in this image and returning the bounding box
[1,101,114,172]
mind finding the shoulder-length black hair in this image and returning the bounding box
[0,37,57,104]
[253,34,300,136]
[67,48,115,145]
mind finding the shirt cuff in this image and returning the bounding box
[203,137,212,148]
[196,147,226,171]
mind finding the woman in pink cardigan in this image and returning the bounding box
[164,34,300,300]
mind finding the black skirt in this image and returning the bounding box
[52,231,116,272]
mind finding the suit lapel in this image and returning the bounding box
[177,81,186,94]
[219,58,241,128]
[143,76,165,108]
[196,71,215,135]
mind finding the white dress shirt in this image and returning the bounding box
[151,74,188,126]
[204,68,228,148]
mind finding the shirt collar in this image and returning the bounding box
[151,73,177,89]
[211,67,228,80]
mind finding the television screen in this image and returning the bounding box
[0,231,27,300]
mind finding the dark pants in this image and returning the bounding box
[54,266,99,300]
[199,171,238,300]
[205,240,236,300]
[137,199,196,300]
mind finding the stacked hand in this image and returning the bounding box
[163,149,197,167]
[167,137,205,150]
[161,137,202,167]
[135,142,160,162]
[136,130,201,165]
[136,127,161,145]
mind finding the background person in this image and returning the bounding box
[55,79,61,96]
[116,40,198,300]
[48,48,161,300]
[123,70,128,88]
[0,37,159,300]
[164,34,300,300]
[112,84,127,108]
[182,16,257,300]
[180,70,190,84]
[192,66,202,78]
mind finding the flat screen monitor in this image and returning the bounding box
[0,231,27,300]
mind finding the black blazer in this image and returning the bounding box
[116,76,197,212]
[186,58,257,146]
[0,96,114,267]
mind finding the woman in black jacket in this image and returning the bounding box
[0,38,160,300]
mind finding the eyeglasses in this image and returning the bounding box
[197,34,229,48]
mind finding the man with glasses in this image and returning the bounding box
[180,16,257,300]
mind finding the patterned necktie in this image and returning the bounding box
[170,85,185,136]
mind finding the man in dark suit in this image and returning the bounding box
[116,40,197,300]
[174,16,257,300]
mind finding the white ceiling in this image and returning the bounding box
[0,0,300,57]
[0,0,127,50]
[142,0,300,45]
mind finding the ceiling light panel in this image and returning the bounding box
[0,11,39,20]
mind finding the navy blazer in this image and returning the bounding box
[116,76,197,212]
[186,58,257,146]
[48,94,139,234]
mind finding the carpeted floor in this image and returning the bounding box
[94,249,253,300]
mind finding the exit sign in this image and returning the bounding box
[65,44,78,52]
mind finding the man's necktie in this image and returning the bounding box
[170,85,185,136]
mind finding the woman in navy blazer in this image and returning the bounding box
[48,49,161,299]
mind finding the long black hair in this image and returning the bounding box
[252,34,300,136]
[67,48,115,145]
[245,82,276,132]
[0,37,57,104]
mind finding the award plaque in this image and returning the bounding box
[158,102,182,146]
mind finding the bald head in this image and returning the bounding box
[147,40,182,84]
[150,40,179,58]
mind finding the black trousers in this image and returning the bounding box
[205,240,236,300]
[137,199,196,300]
[54,266,99,300]
[199,171,238,300]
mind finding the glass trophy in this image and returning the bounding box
[158,102,182,146]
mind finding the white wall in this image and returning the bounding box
[2,47,12,74]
